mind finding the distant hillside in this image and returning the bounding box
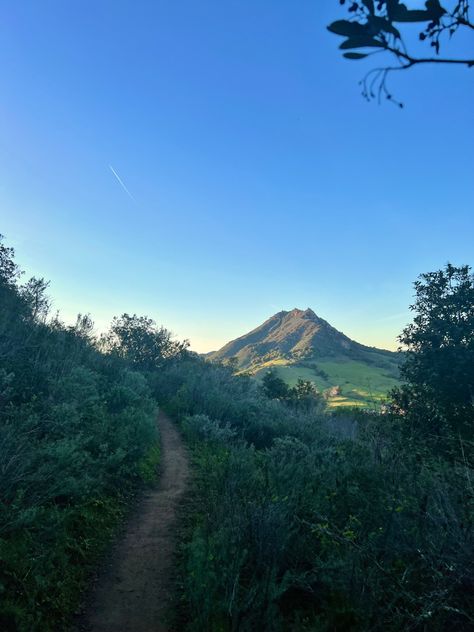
[208,308,402,407]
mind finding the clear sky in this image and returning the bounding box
[1,1,473,352]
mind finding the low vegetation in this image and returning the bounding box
[0,237,178,631]
[1,234,472,631]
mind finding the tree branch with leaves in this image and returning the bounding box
[328,0,474,106]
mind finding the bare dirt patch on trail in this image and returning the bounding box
[80,410,189,632]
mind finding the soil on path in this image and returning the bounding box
[80,410,189,632]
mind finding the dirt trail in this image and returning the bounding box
[81,410,189,632]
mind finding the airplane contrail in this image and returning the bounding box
[109,165,136,202]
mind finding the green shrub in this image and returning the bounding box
[0,237,160,630]
[138,442,162,484]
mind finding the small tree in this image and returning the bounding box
[102,313,189,370]
[224,356,240,373]
[20,277,51,322]
[291,378,324,412]
[262,369,290,400]
[391,264,474,441]
[0,234,21,287]
[292,378,318,399]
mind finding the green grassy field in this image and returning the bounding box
[252,356,400,408]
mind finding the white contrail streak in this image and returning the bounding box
[109,165,136,202]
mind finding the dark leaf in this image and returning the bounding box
[343,52,369,59]
[392,6,433,22]
[327,20,368,37]
[339,36,383,49]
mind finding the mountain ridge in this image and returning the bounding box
[208,307,396,368]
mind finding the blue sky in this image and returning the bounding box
[1,1,473,352]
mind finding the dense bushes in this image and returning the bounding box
[0,238,158,631]
[170,372,473,630]
[152,356,330,449]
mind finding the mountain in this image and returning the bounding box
[209,308,385,367]
[208,308,402,408]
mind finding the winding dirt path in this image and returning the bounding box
[81,410,189,632]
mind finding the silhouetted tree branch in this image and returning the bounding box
[328,0,474,106]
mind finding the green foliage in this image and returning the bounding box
[138,443,162,484]
[182,414,237,446]
[0,236,159,630]
[101,313,189,370]
[262,369,290,400]
[176,408,474,630]
[261,371,325,412]
[0,497,124,632]
[290,378,325,412]
[392,263,474,447]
